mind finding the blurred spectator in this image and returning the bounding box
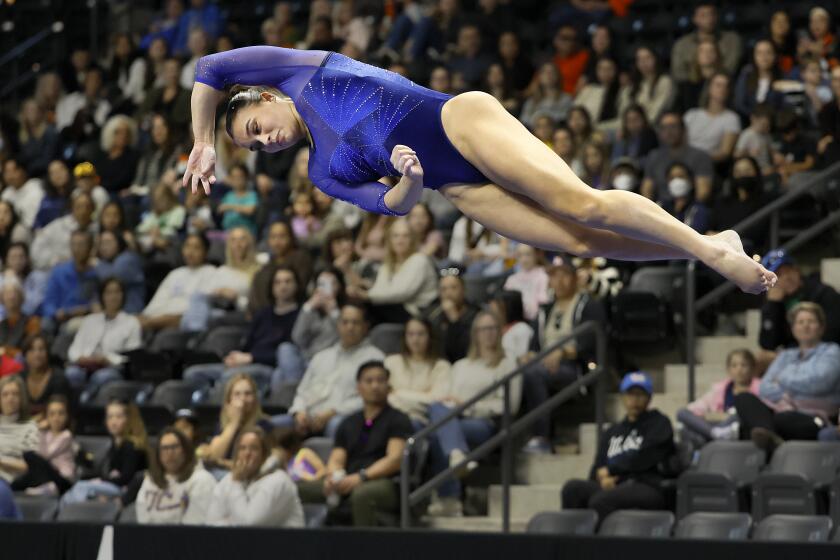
[291,267,344,364]
[99,201,138,252]
[94,230,146,314]
[804,6,838,68]
[759,251,840,352]
[142,37,170,91]
[137,427,216,525]
[611,105,659,167]
[220,164,258,236]
[139,233,216,339]
[796,58,832,130]
[447,24,493,89]
[21,335,71,419]
[290,191,322,244]
[0,280,40,359]
[0,375,39,483]
[33,160,73,231]
[136,182,186,260]
[504,245,550,322]
[1,243,48,318]
[607,157,642,193]
[580,140,610,189]
[41,231,98,332]
[496,31,534,94]
[429,65,454,94]
[324,227,365,291]
[0,201,29,257]
[195,227,261,316]
[678,349,760,446]
[734,40,785,119]
[2,157,45,230]
[201,374,273,470]
[641,112,714,203]
[10,395,75,496]
[684,73,741,163]
[426,311,519,516]
[249,221,313,312]
[817,66,840,165]
[31,192,97,271]
[551,25,589,95]
[581,25,617,85]
[94,115,140,196]
[296,360,411,526]
[521,256,608,452]
[349,218,438,324]
[575,57,621,131]
[66,278,142,396]
[355,214,393,269]
[72,161,109,215]
[562,372,674,520]
[661,163,709,233]
[280,302,384,438]
[568,106,599,149]
[305,14,343,51]
[270,2,300,47]
[707,157,771,252]
[671,3,743,82]
[104,33,146,110]
[773,112,817,186]
[17,98,58,177]
[385,317,451,427]
[489,290,534,363]
[553,125,584,175]
[131,114,182,196]
[448,215,503,276]
[618,46,675,124]
[531,114,557,146]
[483,63,520,116]
[520,63,572,129]
[407,203,446,260]
[734,104,774,173]
[62,399,148,505]
[171,0,224,57]
[180,29,212,91]
[184,266,301,395]
[428,271,478,363]
[738,302,840,453]
[33,72,65,120]
[137,58,191,130]
[674,37,722,113]
[334,2,374,53]
[184,189,216,235]
[768,10,796,74]
[55,67,111,132]
[207,427,304,527]
[57,46,93,94]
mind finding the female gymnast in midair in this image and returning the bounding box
[182,46,776,294]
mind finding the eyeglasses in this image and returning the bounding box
[439,267,462,277]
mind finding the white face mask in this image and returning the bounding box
[668,177,692,198]
[612,173,636,191]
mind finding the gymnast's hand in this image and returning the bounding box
[182,141,217,194]
[391,144,423,183]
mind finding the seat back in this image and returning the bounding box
[696,441,766,484]
[598,510,675,538]
[674,512,752,540]
[150,380,196,413]
[57,501,121,523]
[629,267,682,302]
[527,510,599,536]
[76,435,112,469]
[303,503,328,528]
[92,380,152,407]
[15,496,58,521]
[752,473,817,520]
[753,514,832,542]
[304,437,334,464]
[368,323,405,355]
[118,502,137,523]
[768,442,840,486]
[464,273,509,307]
[609,291,672,346]
[196,325,248,358]
[676,472,740,518]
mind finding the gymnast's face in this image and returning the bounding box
[232,93,307,153]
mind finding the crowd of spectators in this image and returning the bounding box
[1,0,840,529]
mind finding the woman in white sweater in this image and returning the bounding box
[385,318,451,427]
[426,311,520,517]
[0,375,39,484]
[137,427,216,525]
[348,218,438,324]
[206,427,304,528]
[490,291,534,365]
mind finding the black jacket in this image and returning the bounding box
[759,274,840,351]
[590,409,674,488]
[534,292,608,364]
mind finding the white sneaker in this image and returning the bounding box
[449,449,478,476]
[711,421,739,441]
[427,496,463,517]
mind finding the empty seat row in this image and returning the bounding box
[528,510,836,542]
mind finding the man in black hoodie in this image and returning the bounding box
[562,372,674,520]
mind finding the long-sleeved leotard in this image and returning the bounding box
[195,46,486,215]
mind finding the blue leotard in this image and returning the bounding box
[195,46,487,216]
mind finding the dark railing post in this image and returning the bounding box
[501,380,512,533]
[594,325,607,446]
[686,260,696,402]
[89,0,99,59]
[400,441,412,529]
[769,210,780,250]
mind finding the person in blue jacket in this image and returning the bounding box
[181,45,776,295]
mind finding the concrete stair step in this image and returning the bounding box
[516,452,592,485]
[822,258,840,292]
[745,309,761,340]
[423,516,528,533]
[696,335,758,365]
[488,484,564,520]
[663,363,725,401]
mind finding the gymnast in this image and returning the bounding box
[182,46,776,294]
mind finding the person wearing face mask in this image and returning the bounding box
[608,158,642,194]
[707,156,771,253]
[661,163,709,234]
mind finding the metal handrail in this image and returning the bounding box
[400,321,608,531]
[684,162,840,401]
[0,26,53,68]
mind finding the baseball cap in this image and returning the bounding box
[761,249,795,273]
[73,161,98,179]
[619,371,653,395]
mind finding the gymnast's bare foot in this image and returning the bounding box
[707,230,777,294]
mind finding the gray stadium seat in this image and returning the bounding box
[628,266,683,302]
[304,437,333,464]
[149,380,196,412]
[753,514,832,543]
[752,442,840,521]
[464,273,510,307]
[92,380,153,407]
[15,496,58,521]
[195,325,248,358]
[674,512,752,540]
[76,435,112,470]
[598,510,675,538]
[57,501,121,523]
[527,510,598,535]
[303,504,328,528]
[677,441,766,518]
[368,323,405,355]
[118,503,137,523]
